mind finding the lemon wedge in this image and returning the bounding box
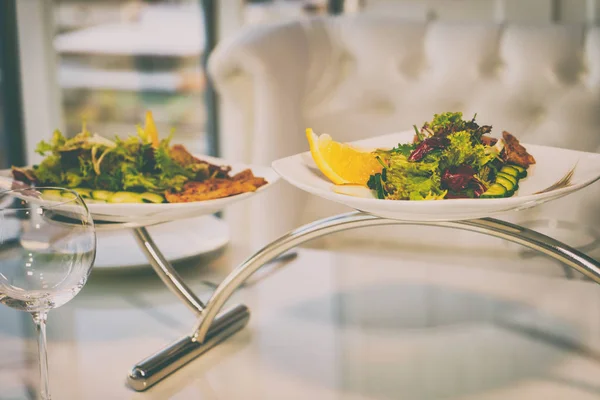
[306,128,382,185]
[144,111,160,148]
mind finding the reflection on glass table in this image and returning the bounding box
[2,246,600,399]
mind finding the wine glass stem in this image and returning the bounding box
[31,311,51,400]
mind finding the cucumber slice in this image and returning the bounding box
[92,190,113,201]
[480,184,507,198]
[496,172,518,188]
[41,189,65,201]
[508,164,527,178]
[495,176,515,193]
[139,192,165,204]
[72,188,92,199]
[495,181,515,197]
[500,165,520,178]
[107,192,143,203]
[60,192,77,200]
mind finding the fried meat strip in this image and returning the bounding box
[502,131,536,168]
[165,169,267,203]
[11,166,37,184]
[170,144,231,178]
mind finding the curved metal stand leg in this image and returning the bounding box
[127,211,600,391]
[133,227,206,314]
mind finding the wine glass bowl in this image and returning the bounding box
[0,187,96,399]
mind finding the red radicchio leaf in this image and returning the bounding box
[441,165,476,192]
[408,137,449,161]
[442,165,487,198]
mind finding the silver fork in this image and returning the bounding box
[201,251,298,290]
[534,163,577,195]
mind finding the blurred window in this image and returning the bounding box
[243,0,328,25]
[0,0,25,169]
[0,51,5,169]
[53,0,207,154]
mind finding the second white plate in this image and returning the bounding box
[94,215,229,271]
[272,131,600,221]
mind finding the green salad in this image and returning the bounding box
[367,112,535,200]
[11,112,232,203]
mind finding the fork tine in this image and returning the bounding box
[534,164,576,194]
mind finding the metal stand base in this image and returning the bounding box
[126,211,600,391]
[127,304,249,391]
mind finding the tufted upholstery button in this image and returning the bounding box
[493,61,505,76]
[553,49,586,85]
[367,98,395,114]
[397,56,426,79]
[338,52,356,78]
[530,106,546,124]
[478,59,503,78]
[480,60,505,79]
[578,64,589,83]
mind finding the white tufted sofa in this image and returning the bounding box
[208,15,600,259]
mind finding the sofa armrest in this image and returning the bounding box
[208,21,315,251]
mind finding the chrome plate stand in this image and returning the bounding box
[125,211,600,391]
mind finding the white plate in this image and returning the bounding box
[272,131,600,221]
[0,155,279,224]
[94,215,229,271]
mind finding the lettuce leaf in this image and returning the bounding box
[430,112,465,133]
[65,171,83,187]
[379,153,444,200]
[94,169,123,191]
[122,170,159,191]
[158,175,188,192]
[439,131,494,171]
[33,155,63,184]
[374,143,416,165]
[154,141,192,179]
[391,143,415,158]
[36,130,67,156]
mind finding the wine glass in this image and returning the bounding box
[0,187,96,400]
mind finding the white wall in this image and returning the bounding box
[363,0,599,24]
[16,0,64,165]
